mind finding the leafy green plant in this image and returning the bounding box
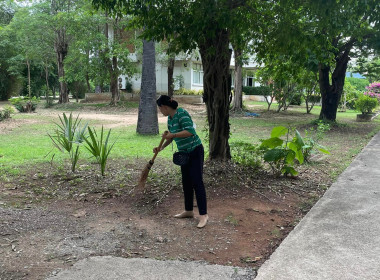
[260,126,305,176]
[242,86,271,96]
[48,113,87,172]
[174,88,203,96]
[0,106,14,121]
[303,121,331,162]
[84,126,116,176]
[230,142,262,169]
[9,96,40,112]
[355,95,378,114]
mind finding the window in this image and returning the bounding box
[246,76,254,87]
[193,64,203,85]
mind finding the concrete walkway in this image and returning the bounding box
[255,132,380,280]
[48,132,380,280]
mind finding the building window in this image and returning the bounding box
[193,64,203,85]
[246,76,254,87]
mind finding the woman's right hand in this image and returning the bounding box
[153,147,162,154]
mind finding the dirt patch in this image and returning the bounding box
[0,118,40,134]
[0,157,329,280]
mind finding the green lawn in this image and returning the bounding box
[1,101,379,179]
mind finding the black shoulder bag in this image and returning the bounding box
[172,136,194,166]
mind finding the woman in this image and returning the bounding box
[154,95,208,228]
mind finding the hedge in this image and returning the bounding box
[242,86,271,96]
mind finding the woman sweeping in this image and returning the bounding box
[154,95,208,228]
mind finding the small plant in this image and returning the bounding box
[48,113,87,172]
[230,142,262,169]
[303,121,331,162]
[355,95,378,114]
[9,96,40,112]
[84,126,116,176]
[260,126,305,176]
[0,106,14,121]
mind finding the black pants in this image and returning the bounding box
[180,144,207,215]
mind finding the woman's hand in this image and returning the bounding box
[153,146,162,154]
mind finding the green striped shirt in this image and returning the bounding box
[168,108,202,152]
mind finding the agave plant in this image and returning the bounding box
[48,113,87,172]
[84,126,116,176]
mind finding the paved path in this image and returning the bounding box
[255,132,380,280]
[47,257,255,280]
[48,132,380,280]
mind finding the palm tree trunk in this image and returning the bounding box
[137,40,159,135]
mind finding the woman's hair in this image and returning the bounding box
[156,95,178,109]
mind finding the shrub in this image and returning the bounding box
[355,95,378,114]
[48,113,88,172]
[174,88,203,95]
[306,94,321,104]
[289,92,303,105]
[68,81,87,100]
[230,142,262,169]
[242,86,271,96]
[0,106,14,121]
[125,81,133,93]
[260,126,306,176]
[84,126,116,176]
[303,121,331,162]
[9,96,40,112]
[364,82,380,100]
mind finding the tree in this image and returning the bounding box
[0,0,18,100]
[255,0,380,122]
[136,39,159,134]
[353,57,380,83]
[5,7,42,103]
[92,0,271,160]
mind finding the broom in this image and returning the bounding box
[138,131,168,189]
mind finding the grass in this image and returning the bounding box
[1,100,380,180]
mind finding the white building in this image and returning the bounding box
[118,46,260,94]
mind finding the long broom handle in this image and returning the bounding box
[151,131,168,163]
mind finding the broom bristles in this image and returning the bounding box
[138,160,153,189]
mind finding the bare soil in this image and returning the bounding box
[0,102,372,280]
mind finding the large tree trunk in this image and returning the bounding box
[55,29,69,104]
[319,49,350,121]
[85,50,91,92]
[199,29,232,160]
[26,59,31,99]
[232,47,243,111]
[106,17,120,106]
[167,54,175,97]
[137,40,159,135]
[110,55,120,105]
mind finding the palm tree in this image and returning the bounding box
[136,40,159,134]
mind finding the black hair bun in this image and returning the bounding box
[157,95,178,109]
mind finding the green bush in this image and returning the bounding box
[174,88,203,95]
[260,126,305,176]
[9,96,40,112]
[125,81,133,93]
[305,94,321,104]
[68,81,87,99]
[230,142,262,169]
[242,86,271,96]
[355,95,378,114]
[289,92,303,105]
[0,106,14,121]
[48,113,88,172]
